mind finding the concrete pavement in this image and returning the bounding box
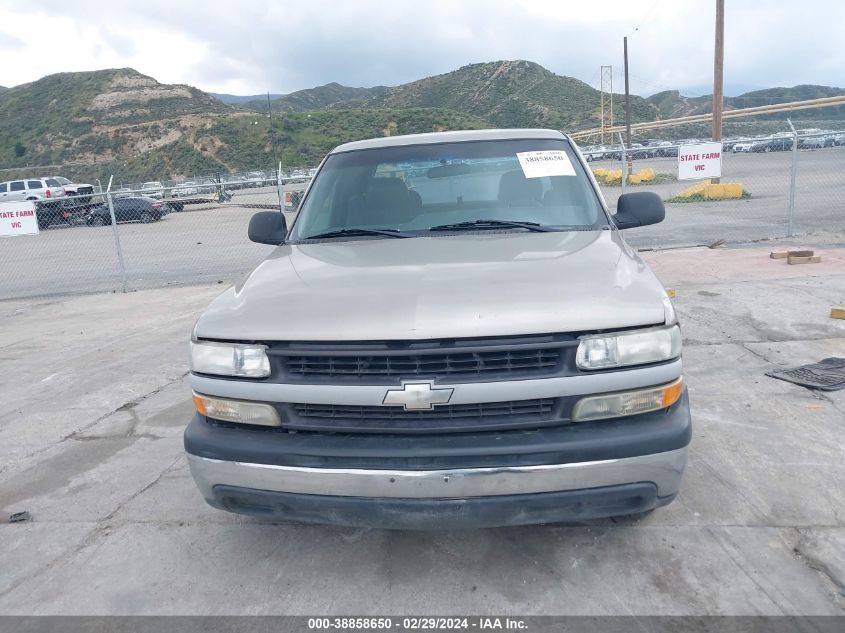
[1,241,844,615]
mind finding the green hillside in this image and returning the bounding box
[207,108,489,168]
[647,84,845,120]
[0,98,488,184]
[241,83,389,113]
[647,90,711,118]
[2,62,842,184]
[0,68,230,171]
[368,60,658,130]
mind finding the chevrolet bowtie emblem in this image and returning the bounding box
[382,382,454,410]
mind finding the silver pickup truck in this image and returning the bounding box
[184,129,690,528]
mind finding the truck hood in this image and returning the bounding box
[195,230,668,341]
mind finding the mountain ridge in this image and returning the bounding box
[0,63,842,183]
[647,84,845,119]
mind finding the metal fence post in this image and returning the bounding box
[787,118,799,237]
[105,175,128,292]
[618,132,627,195]
[276,161,284,213]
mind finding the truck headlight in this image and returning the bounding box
[190,341,270,378]
[572,378,684,422]
[192,392,281,427]
[576,325,681,370]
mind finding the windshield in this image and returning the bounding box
[55,177,71,185]
[289,138,607,241]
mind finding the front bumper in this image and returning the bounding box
[184,391,691,528]
[188,449,686,528]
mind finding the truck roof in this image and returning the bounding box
[330,128,568,153]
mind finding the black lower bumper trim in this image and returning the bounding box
[184,391,691,471]
[210,483,675,529]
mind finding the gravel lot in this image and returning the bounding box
[1,241,844,616]
[1,147,843,300]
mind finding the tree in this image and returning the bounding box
[14,142,26,158]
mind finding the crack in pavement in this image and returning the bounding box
[705,526,789,615]
[740,342,779,365]
[0,453,183,603]
[0,371,189,477]
[790,528,845,607]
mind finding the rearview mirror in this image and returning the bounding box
[427,163,473,178]
[613,192,665,229]
[248,211,287,245]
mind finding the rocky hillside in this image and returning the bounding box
[366,60,658,130]
[0,68,486,182]
[0,68,231,172]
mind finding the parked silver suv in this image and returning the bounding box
[0,177,66,202]
[184,129,690,528]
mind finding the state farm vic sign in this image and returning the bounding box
[677,142,723,180]
[0,201,38,236]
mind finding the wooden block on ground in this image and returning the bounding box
[665,288,676,298]
[787,255,822,265]
[770,251,788,259]
[831,306,845,320]
[787,249,814,258]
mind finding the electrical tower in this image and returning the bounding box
[600,65,614,145]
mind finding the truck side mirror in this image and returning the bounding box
[613,192,665,229]
[248,211,287,245]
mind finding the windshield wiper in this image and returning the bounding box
[428,219,556,233]
[303,228,413,240]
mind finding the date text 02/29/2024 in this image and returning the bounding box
[306,617,528,630]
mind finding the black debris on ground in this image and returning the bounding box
[9,511,32,523]
[766,357,845,391]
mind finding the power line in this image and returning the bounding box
[628,0,663,36]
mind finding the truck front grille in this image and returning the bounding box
[285,349,561,378]
[268,334,576,383]
[284,398,561,434]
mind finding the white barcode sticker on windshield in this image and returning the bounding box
[516,151,577,178]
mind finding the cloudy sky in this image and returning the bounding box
[0,0,843,97]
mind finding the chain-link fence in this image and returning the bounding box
[1,123,843,301]
[0,169,311,300]
[581,123,845,248]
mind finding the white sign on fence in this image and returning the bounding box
[678,142,723,180]
[0,201,38,237]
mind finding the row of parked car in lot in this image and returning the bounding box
[0,176,96,204]
[5,166,316,230]
[121,167,317,200]
[582,141,680,161]
[731,131,845,152]
[0,173,186,229]
[581,129,845,161]
[31,195,173,229]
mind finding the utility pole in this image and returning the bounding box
[624,36,633,179]
[267,92,278,170]
[712,0,724,183]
